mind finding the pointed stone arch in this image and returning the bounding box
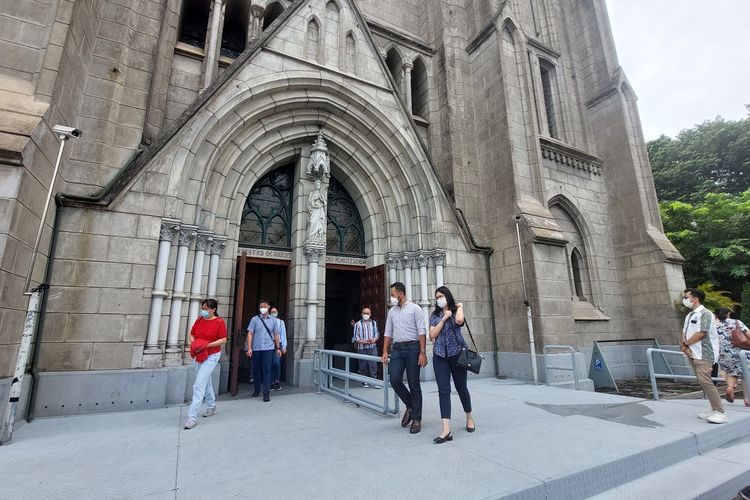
[306,16,322,62]
[263,1,285,30]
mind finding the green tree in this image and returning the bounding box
[648,115,750,203]
[742,283,750,324]
[660,191,750,301]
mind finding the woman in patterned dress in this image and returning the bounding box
[715,307,750,406]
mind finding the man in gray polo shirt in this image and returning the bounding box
[382,282,428,434]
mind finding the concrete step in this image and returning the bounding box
[588,435,750,500]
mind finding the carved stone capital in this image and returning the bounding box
[159,219,181,242]
[211,236,227,256]
[402,253,415,269]
[178,225,198,247]
[195,231,214,252]
[385,254,400,271]
[417,252,430,268]
[304,245,325,262]
[402,61,414,72]
[432,251,446,267]
[250,4,265,19]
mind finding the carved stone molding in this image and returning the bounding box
[242,247,292,261]
[540,138,602,176]
[326,255,366,267]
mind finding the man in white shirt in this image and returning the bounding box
[681,288,726,424]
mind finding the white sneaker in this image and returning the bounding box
[184,419,197,429]
[203,407,217,417]
[697,411,712,420]
[707,410,728,424]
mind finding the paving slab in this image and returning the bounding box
[2,378,749,500]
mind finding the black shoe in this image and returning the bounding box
[251,391,260,398]
[433,433,453,444]
[274,382,282,391]
[409,420,421,434]
[401,408,412,428]
[466,426,476,433]
[263,393,270,402]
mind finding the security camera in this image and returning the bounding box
[52,125,82,139]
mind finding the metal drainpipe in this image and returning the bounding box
[454,208,500,378]
[24,194,64,422]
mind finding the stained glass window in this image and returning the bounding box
[239,165,293,248]
[327,177,364,256]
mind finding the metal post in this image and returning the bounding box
[647,348,659,400]
[514,216,539,385]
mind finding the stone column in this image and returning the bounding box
[165,225,198,365]
[184,231,213,363]
[302,247,324,353]
[418,251,430,318]
[247,5,264,45]
[202,0,224,91]
[403,61,414,114]
[143,219,181,368]
[402,253,414,300]
[207,237,227,297]
[386,254,398,288]
[434,251,446,287]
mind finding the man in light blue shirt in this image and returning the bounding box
[246,299,280,402]
[270,306,287,391]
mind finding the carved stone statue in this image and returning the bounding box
[306,179,327,246]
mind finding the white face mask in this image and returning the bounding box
[260,307,268,315]
[682,298,693,309]
[436,297,448,309]
[390,296,399,306]
[362,314,370,321]
[271,312,278,318]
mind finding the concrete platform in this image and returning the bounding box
[1,378,749,499]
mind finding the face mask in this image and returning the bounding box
[271,312,278,318]
[362,314,370,321]
[260,307,268,315]
[682,298,693,308]
[390,296,399,306]
[436,297,448,309]
[200,310,210,319]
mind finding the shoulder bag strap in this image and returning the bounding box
[258,315,276,343]
[459,318,478,351]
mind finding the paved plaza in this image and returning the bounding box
[2,378,750,499]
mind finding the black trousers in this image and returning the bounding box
[388,342,422,421]
[433,353,472,419]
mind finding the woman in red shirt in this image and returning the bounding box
[184,298,227,429]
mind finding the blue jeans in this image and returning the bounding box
[187,352,220,420]
[433,353,472,419]
[272,350,284,383]
[253,349,274,395]
[357,346,378,379]
[388,342,422,421]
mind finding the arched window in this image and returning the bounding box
[306,19,320,61]
[385,48,403,92]
[326,177,365,256]
[240,165,294,248]
[325,1,340,67]
[550,202,591,301]
[220,0,248,59]
[539,58,559,139]
[570,247,585,300]
[263,2,285,30]
[344,32,356,74]
[411,57,429,118]
[178,0,210,49]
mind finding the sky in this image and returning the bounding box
[604,0,750,140]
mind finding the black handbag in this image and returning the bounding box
[456,319,482,374]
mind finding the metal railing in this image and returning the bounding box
[313,349,399,416]
[741,350,750,403]
[646,348,725,400]
[543,344,580,390]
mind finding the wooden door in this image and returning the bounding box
[229,251,248,396]
[360,265,386,356]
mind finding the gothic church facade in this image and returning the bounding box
[0,0,684,416]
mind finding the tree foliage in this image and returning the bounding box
[649,116,750,203]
